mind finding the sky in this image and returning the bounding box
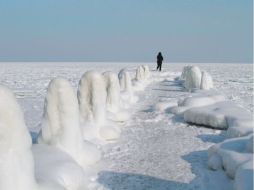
[0,0,252,63]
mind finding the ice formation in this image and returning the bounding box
[200,71,213,90]
[136,65,145,81]
[78,71,120,140]
[32,144,87,190]
[142,65,150,79]
[37,78,101,168]
[170,90,226,115]
[103,71,121,113]
[0,85,39,190]
[118,69,137,104]
[183,101,253,129]
[183,66,202,90]
[118,69,132,92]
[208,135,253,190]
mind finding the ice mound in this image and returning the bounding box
[208,135,253,190]
[200,71,213,90]
[226,127,254,138]
[103,71,129,122]
[37,78,101,168]
[0,85,39,190]
[180,66,214,91]
[183,66,202,90]
[103,71,121,113]
[136,65,145,81]
[78,71,120,141]
[118,69,137,105]
[184,101,253,129]
[142,65,150,79]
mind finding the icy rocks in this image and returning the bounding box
[183,66,202,90]
[208,135,254,190]
[180,66,214,91]
[103,71,121,113]
[78,71,120,141]
[0,85,39,190]
[200,71,213,90]
[37,78,101,168]
[184,101,253,130]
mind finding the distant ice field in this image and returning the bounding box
[0,62,252,132]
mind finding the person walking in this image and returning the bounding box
[156,52,163,71]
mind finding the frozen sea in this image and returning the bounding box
[0,62,253,190]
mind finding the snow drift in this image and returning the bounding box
[37,78,101,168]
[78,71,120,141]
[0,85,39,190]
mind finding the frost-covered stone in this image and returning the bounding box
[200,71,213,90]
[0,85,39,190]
[38,78,101,168]
[183,66,202,90]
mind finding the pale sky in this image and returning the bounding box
[0,0,252,63]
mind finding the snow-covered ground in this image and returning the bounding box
[0,62,252,190]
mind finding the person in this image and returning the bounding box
[156,52,163,71]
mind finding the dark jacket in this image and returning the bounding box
[157,53,163,64]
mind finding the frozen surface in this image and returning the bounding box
[0,62,252,190]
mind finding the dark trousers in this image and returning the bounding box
[157,62,162,71]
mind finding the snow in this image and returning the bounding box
[37,78,101,168]
[0,62,252,190]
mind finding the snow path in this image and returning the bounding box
[98,71,233,190]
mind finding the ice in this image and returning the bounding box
[0,85,39,190]
[0,62,252,190]
[32,144,88,190]
[136,65,145,81]
[78,71,120,141]
[208,135,253,187]
[183,66,202,90]
[118,68,137,105]
[234,160,253,190]
[37,78,101,168]
[103,71,121,113]
[200,71,213,90]
[184,101,253,129]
